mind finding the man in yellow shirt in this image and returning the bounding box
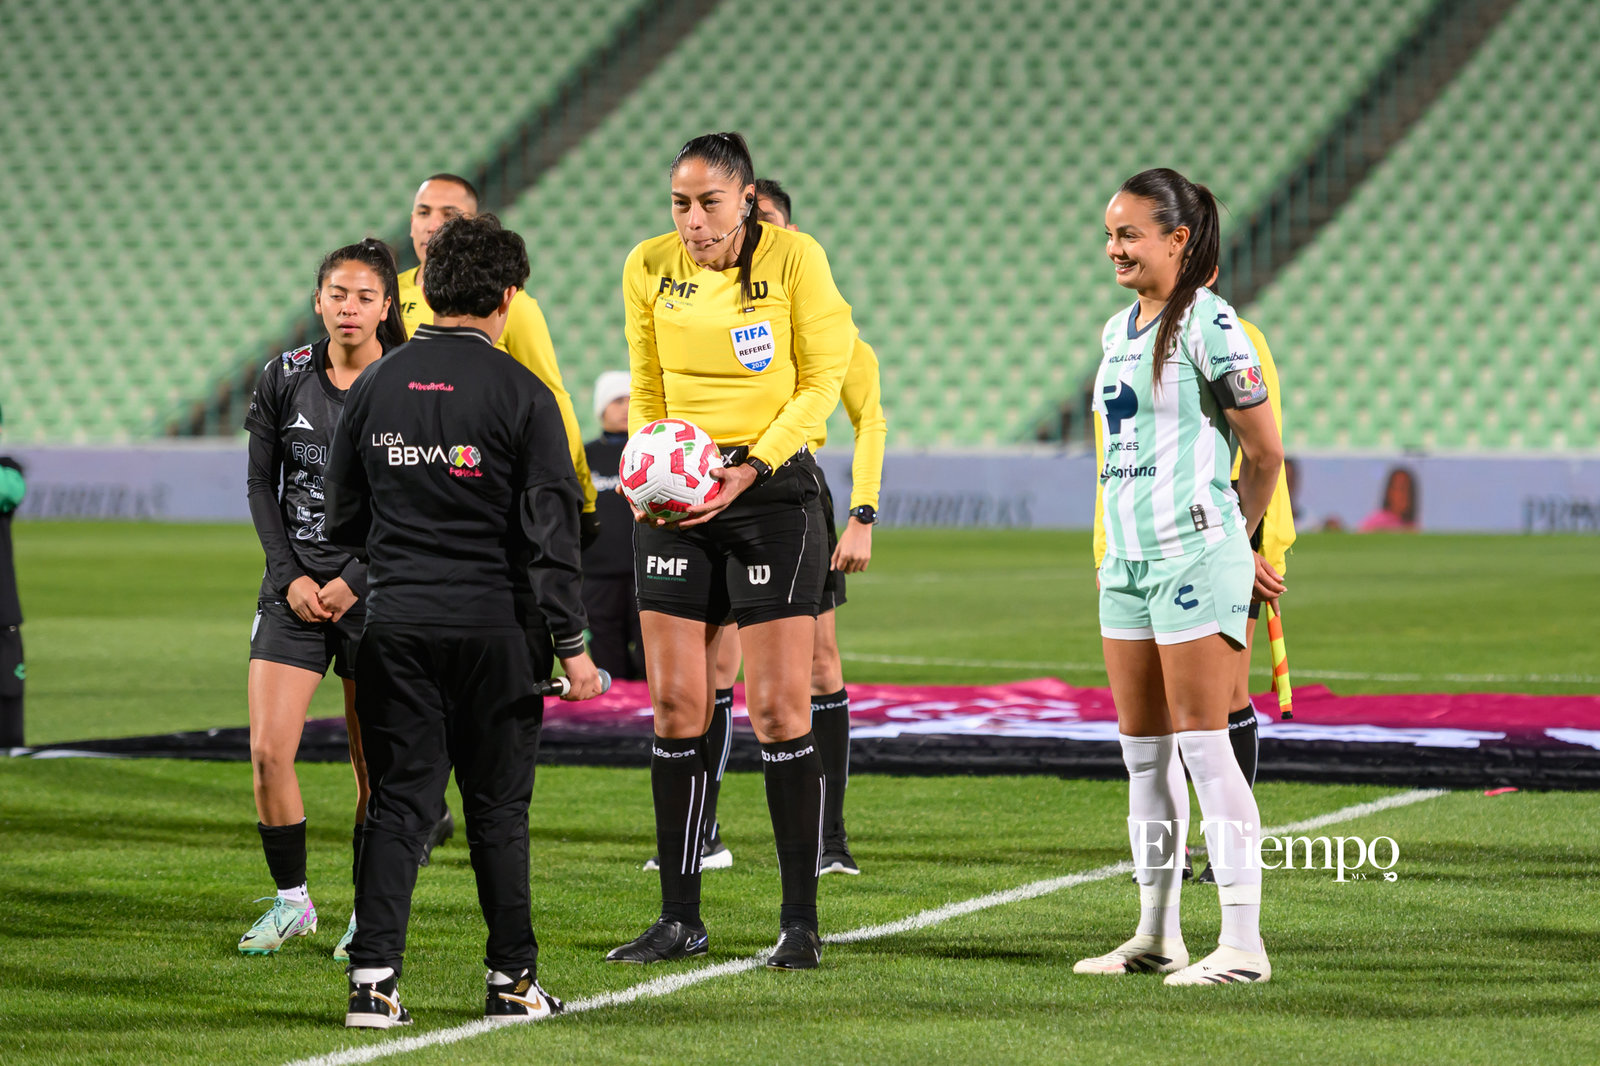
[1093,304,1293,883]
[398,174,597,530]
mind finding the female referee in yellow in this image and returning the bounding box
[1075,169,1283,986]
[1094,269,1295,884]
[608,132,854,971]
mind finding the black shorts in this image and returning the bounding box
[634,450,828,626]
[814,465,846,612]
[0,625,22,700]
[250,599,365,680]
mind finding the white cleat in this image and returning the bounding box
[1073,934,1189,975]
[1163,943,1271,986]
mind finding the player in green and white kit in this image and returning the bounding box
[1074,169,1284,987]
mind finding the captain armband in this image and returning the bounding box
[1208,365,1270,410]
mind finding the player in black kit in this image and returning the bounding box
[325,213,603,1029]
[239,240,406,959]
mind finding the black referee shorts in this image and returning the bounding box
[250,599,364,680]
[634,450,828,626]
[814,465,846,612]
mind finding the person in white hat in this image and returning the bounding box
[581,370,645,679]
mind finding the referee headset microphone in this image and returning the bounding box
[704,195,756,246]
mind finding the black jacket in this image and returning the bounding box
[324,324,586,658]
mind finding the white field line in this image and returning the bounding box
[840,651,1600,686]
[282,788,1446,1066]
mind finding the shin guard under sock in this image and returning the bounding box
[652,734,708,925]
[700,688,733,843]
[1227,705,1259,787]
[259,819,308,894]
[811,689,850,842]
[761,733,824,932]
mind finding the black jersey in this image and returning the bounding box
[244,339,367,600]
[324,324,587,656]
[581,432,632,578]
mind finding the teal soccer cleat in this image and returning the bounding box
[237,896,317,955]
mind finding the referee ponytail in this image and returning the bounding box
[672,131,760,306]
[1119,168,1221,389]
[316,238,408,350]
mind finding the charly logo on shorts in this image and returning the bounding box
[730,321,774,372]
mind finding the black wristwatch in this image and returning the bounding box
[849,504,877,525]
[741,456,774,483]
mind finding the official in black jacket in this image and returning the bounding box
[580,369,644,680]
[325,213,602,1030]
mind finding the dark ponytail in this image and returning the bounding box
[671,131,760,305]
[315,238,408,350]
[1118,168,1222,387]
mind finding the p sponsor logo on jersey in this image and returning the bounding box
[281,345,315,373]
[287,412,315,431]
[731,321,774,372]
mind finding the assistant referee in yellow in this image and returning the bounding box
[398,174,597,529]
[1094,295,1294,884]
[606,132,855,972]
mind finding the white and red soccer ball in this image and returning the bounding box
[619,418,723,522]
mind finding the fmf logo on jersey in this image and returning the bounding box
[731,321,774,371]
[658,278,700,297]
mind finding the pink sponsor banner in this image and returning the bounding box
[544,679,1600,751]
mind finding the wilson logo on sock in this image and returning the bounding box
[652,747,700,759]
[761,745,816,763]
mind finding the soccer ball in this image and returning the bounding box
[619,418,724,522]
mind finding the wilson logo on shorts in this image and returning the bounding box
[747,565,772,585]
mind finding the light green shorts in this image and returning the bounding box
[1099,533,1253,647]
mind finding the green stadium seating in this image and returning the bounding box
[495,0,1434,447]
[0,0,639,443]
[1249,0,1600,451]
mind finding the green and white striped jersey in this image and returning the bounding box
[1093,288,1262,561]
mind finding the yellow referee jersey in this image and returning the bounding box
[397,266,596,513]
[625,223,855,469]
[808,336,887,510]
[1094,317,1295,573]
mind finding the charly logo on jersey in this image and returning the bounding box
[731,321,775,372]
[280,345,315,373]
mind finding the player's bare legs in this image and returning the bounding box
[240,660,323,954]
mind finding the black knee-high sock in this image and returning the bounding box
[811,689,850,843]
[351,823,365,890]
[1227,705,1259,787]
[652,734,708,925]
[700,688,734,843]
[258,820,308,893]
[761,733,824,932]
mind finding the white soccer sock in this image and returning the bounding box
[1178,727,1263,952]
[350,966,394,984]
[1120,733,1187,939]
[280,883,310,905]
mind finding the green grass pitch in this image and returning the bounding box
[2,523,1598,1065]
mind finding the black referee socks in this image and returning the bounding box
[811,689,850,842]
[700,688,734,841]
[652,733,709,925]
[1227,705,1259,787]
[761,733,824,933]
[258,820,308,893]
